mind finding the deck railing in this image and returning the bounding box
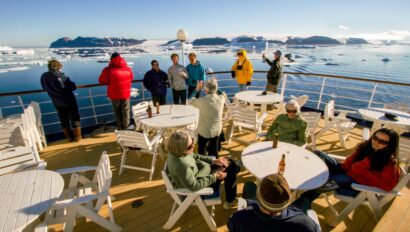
[0,71,409,135]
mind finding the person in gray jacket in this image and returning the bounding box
[262,50,283,93]
[168,53,188,104]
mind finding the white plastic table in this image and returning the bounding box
[241,141,329,191]
[358,108,410,134]
[234,90,283,112]
[138,104,199,131]
[0,170,64,232]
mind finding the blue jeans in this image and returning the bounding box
[238,84,247,92]
[313,150,359,197]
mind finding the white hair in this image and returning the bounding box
[205,77,218,94]
[286,100,301,113]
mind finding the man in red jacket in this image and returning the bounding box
[98,52,134,130]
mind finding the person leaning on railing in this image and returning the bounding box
[40,59,82,142]
[262,50,283,93]
[98,52,134,130]
[231,49,253,92]
[188,78,226,158]
[266,100,307,146]
[166,130,240,209]
[302,128,401,199]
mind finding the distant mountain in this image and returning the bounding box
[286,36,341,45]
[231,36,265,43]
[192,37,230,46]
[267,39,284,44]
[345,38,369,45]
[50,37,146,48]
[162,39,178,46]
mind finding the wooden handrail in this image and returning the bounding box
[0,71,409,97]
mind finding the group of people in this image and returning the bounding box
[41,50,401,231]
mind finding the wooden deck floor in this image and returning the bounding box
[40,112,409,232]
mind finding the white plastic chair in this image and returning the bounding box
[45,151,122,232]
[223,96,240,121]
[300,112,321,149]
[0,146,46,175]
[161,169,221,231]
[115,130,161,181]
[316,100,357,148]
[25,106,44,152]
[30,101,47,147]
[227,108,268,144]
[290,95,309,108]
[323,155,410,226]
[132,101,151,131]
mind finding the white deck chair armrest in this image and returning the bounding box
[328,154,346,161]
[351,183,401,196]
[257,113,268,124]
[56,166,97,175]
[37,160,47,169]
[149,134,162,147]
[168,187,214,196]
[50,193,101,209]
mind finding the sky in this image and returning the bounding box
[1,0,409,47]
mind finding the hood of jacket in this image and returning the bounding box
[238,49,247,62]
[109,56,128,68]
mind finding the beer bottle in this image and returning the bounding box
[272,131,278,149]
[278,154,286,175]
[156,102,160,114]
[147,103,153,118]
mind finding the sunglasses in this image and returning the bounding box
[237,53,243,56]
[286,109,297,113]
[372,135,389,145]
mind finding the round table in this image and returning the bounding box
[0,170,64,231]
[358,108,410,134]
[138,104,199,130]
[234,90,283,112]
[241,141,329,191]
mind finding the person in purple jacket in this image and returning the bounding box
[143,60,169,105]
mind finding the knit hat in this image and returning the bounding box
[256,174,291,212]
[110,52,120,59]
[274,50,282,57]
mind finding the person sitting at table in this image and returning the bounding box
[166,130,239,209]
[266,100,307,146]
[227,174,321,232]
[304,128,400,197]
[188,78,226,158]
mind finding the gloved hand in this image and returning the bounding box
[246,81,251,86]
[231,71,236,78]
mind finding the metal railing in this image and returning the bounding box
[0,71,409,135]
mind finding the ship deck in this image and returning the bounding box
[40,111,410,232]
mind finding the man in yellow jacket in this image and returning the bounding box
[231,49,253,91]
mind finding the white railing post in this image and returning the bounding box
[368,83,378,108]
[280,74,287,97]
[17,95,25,111]
[88,88,98,124]
[316,78,327,109]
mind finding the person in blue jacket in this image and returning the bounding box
[143,60,169,106]
[186,53,206,98]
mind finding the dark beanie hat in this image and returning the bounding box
[256,174,291,212]
[111,52,120,59]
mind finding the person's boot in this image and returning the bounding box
[63,128,74,142]
[73,127,82,142]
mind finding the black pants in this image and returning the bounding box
[172,89,187,105]
[204,159,239,203]
[111,99,130,130]
[188,85,200,98]
[55,104,81,129]
[198,134,219,158]
[152,95,166,106]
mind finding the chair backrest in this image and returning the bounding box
[300,112,321,134]
[93,151,113,210]
[115,130,151,150]
[161,170,183,205]
[324,100,335,120]
[231,108,257,129]
[132,101,151,116]
[0,146,37,175]
[29,102,42,124]
[295,95,309,108]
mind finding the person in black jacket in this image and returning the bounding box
[143,60,169,106]
[262,50,283,93]
[41,59,81,142]
[228,174,321,232]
